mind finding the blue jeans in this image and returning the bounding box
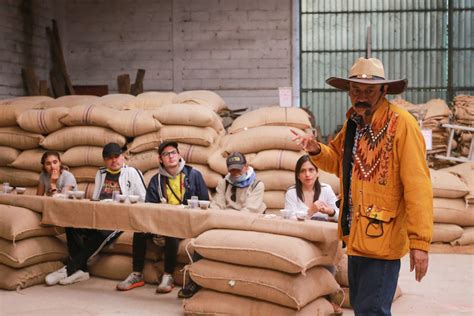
[348,255,400,316]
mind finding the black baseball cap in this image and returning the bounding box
[158,140,179,155]
[102,143,123,158]
[226,152,247,171]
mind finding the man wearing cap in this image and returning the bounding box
[292,58,433,315]
[117,140,209,294]
[211,152,266,213]
[45,142,147,286]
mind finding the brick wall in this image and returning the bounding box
[0,0,55,99]
[0,0,295,109]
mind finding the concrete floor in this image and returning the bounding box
[1,253,473,316]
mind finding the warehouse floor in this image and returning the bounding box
[1,253,473,316]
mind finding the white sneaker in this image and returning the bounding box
[45,266,68,286]
[59,270,90,285]
[156,273,174,293]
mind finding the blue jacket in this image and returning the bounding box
[146,165,209,204]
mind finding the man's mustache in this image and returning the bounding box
[355,101,371,109]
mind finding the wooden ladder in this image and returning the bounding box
[435,124,474,163]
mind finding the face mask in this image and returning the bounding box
[231,173,246,183]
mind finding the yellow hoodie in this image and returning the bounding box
[311,99,433,260]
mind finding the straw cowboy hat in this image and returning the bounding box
[326,57,407,95]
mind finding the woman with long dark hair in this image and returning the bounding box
[37,151,77,196]
[285,155,338,221]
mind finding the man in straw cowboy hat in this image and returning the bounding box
[292,57,433,315]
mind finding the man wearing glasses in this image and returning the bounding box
[117,140,209,294]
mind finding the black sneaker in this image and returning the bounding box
[177,280,201,299]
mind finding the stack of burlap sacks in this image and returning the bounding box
[452,95,473,157]
[208,106,339,213]
[0,96,56,194]
[430,163,474,252]
[126,91,226,193]
[0,203,67,290]
[391,98,452,169]
[183,229,340,315]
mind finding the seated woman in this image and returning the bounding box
[285,155,339,221]
[37,151,77,196]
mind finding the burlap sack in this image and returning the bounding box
[152,103,224,132]
[335,254,348,287]
[102,231,163,261]
[17,107,69,134]
[179,143,220,165]
[128,126,218,153]
[69,166,98,183]
[173,90,226,113]
[0,146,20,166]
[430,243,474,254]
[0,127,44,150]
[433,198,474,226]
[40,126,126,151]
[192,229,335,274]
[330,285,402,309]
[0,261,64,290]
[76,182,95,199]
[251,149,304,171]
[190,259,340,309]
[0,236,68,268]
[96,94,136,110]
[143,168,159,187]
[0,96,52,127]
[223,126,304,154]
[444,163,474,204]
[177,238,194,264]
[108,109,162,137]
[257,170,293,191]
[89,254,159,284]
[229,106,311,134]
[424,99,451,119]
[451,227,474,246]
[430,169,469,198]
[0,205,59,241]
[188,164,222,189]
[9,148,47,172]
[34,95,99,109]
[319,170,340,195]
[0,167,39,187]
[89,254,187,286]
[263,190,286,209]
[432,223,464,243]
[183,289,334,316]
[60,104,111,127]
[132,91,177,109]
[126,150,160,173]
[62,146,104,167]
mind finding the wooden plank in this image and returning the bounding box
[52,20,75,95]
[117,74,131,94]
[50,70,66,97]
[39,80,49,96]
[21,68,40,96]
[130,69,145,95]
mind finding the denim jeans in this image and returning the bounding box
[348,255,400,316]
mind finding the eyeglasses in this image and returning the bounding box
[161,150,178,158]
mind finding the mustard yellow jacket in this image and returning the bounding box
[311,99,433,260]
